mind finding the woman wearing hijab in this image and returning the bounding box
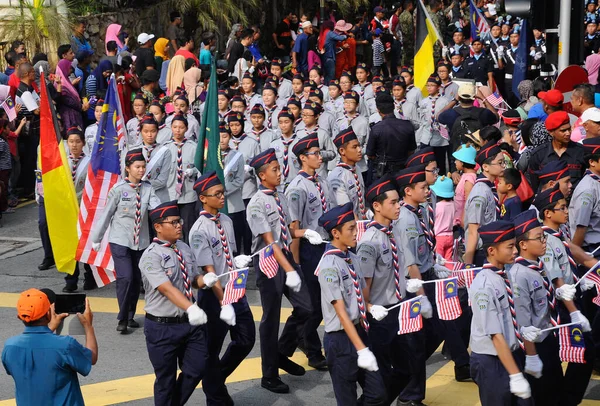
[165,55,186,96]
[86,59,113,98]
[57,59,87,134]
[105,24,126,54]
[33,60,60,102]
[183,66,203,116]
[154,38,170,75]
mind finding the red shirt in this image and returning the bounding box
[6,131,18,156]
[175,49,199,66]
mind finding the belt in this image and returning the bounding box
[505,74,513,79]
[146,313,189,324]
[531,65,540,70]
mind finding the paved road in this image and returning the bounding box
[1,202,600,405]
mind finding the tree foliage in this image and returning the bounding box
[178,0,259,31]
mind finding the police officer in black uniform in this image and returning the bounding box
[498,29,521,108]
[584,16,600,58]
[464,38,494,87]
[484,23,506,96]
[529,27,547,80]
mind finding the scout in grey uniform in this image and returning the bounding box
[324,79,344,118]
[270,59,293,102]
[392,78,420,131]
[297,87,337,139]
[246,148,312,394]
[90,149,161,334]
[511,210,574,405]
[165,90,200,142]
[285,134,335,370]
[400,66,423,107]
[357,175,425,404]
[230,95,252,132]
[336,91,370,174]
[163,113,199,243]
[189,172,256,406]
[270,107,301,190]
[228,112,260,255]
[437,64,460,100]
[241,71,263,118]
[308,66,330,102]
[121,114,173,203]
[469,221,532,406]
[533,187,597,405]
[139,201,213,406]
[249,104,279,152]
[328,128,368,220]
[316,202,386,406]
[464,141,505,266]
[295,102,336,177]
[353,63,375,103]
[125,93,148,146]
[83,99,102,156]
[261,84,282,131]
[570,138,600,254]
[417,76,450,168]
[149,100,173,146]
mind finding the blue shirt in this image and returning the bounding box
[2,326,92,406]
[527,102,548,121]
[501,195,523,220]
[324,31,347,60]
[199,49,212,65]
[248,43,263,62]
[292,33,309,71]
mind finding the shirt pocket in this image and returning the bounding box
[267,209,280,229]
[117,193,137,214]
[532,284,547,314]
[160,257,178,283]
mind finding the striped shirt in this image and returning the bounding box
[372,38,385,67]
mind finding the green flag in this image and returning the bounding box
[195,61,228,213]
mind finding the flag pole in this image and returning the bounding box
[418,0,445,49]
[573,260,600,288]
[387,295,425,311]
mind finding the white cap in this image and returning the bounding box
[137,33,155,44]
[458,83,476,100]
[301,21,312,29]
[581,107,600,123]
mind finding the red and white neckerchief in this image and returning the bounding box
[281,135,296,179]
[294,117,303,128]
[541,225,578,279]
[219,109,231,121]
[441,81,453,97]
[69,152,85,183]
[305,125,320,138]
[404,203,435,254]
[125,178,142,246]
[406,84,415,92]
[395,98,406,117]
[369,222,402,301]
[153,237,194,301]
[515,256,560,328]
[158,123,166,131]
[244,93,255,114]
[587,169,600,184]
[343,111,358,127]
[475,175,500,218]
[260,186,289,248]
[143,143,157,163]
[429,94,440,131]
[358,82,371,98]
[265,105,277,129]
[251,127,267,144]
[174,139,187,188]
[336,162,366,219]
[299,170,328,213]
[199,211,234,273]
[231,133,248,151]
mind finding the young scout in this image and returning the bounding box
[189,172,256,406]
[261,84,282,130]
[469,220,532,406]
[327,128,368,220]
[163,113,199,243]
[392,78,420,130]
[325,79,344,118]
[417,76,451,173]
[317,202,386,406]
[286,133,335,370]
[336,91,370,174]
[149,100,172,145]
[139,202,213,405]
[356,175,427,404]
[296,102,337,178]
[306,87,337,139]
[464,141,505,265]
[271,58,294,101]
[400,66,423,106]
[249,103,278,152]
[534,159,573,198]
[246,148,313,394]
[165,89,201,142]
[270,108,301,190]
[240,72,262,118]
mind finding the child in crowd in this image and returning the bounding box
[430,174,455,261]
[498,167,522,220]
[452,144,477,227]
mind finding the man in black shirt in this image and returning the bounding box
[366,93,416,184]
[134,33,156,77]
[272,10,294,64]
[463,38,494,88]
[227,29,254,75]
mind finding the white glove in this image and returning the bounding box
[357,348,379,371]
[233,255,252,268]
[435,253,446,266]
[555,284,576,301]
[580,277,596,292]
[91,242,101,252]
[529,49,536,57]
[434,264,451,279]
[366,209,374,220]
[521,325,542,343]
[369,305,389,321]
[420,296,433,319]
[184,168,198,178]
[497,45,505,57]
[406,279,424,293]
[285,270,302,293]
[509,373,531,399]
[244,164,252,173]
[304,229,324,245]
[220,304,237,326]
[534,52,543,60]
[570,310,592,332]
[202,272,219,288]
[186,304,208,326]
[524,355,543,379]
[442,46,449,58]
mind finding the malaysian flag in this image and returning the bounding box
[469,0,490,41]
[75,77,124,287]
[584,263,600,306]
[222,268,248,305]
[356,220,371,242]
[435,277,462,320]
[398,298,424,335]
[1,95,16,121]
[259,243,279,278]
[559,324,586,363]
[487,91,507,112]
[463,267,481,290]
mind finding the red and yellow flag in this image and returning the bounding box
[39,69,79,274]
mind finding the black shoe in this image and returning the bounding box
[62,285,77,293]
[397,400,427,406]
[38,258,55,270]
[128,319,140,328]
[261,377,289,394]
[83,279,97,291]
[308,356,328,371]
[116,320,128,334]
[278,354,305,376]
[454,364,471,382]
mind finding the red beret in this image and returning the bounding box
[545,111,570,132]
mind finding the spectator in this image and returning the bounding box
[166,55,186,96]
[11,40,25,56]
[154,38,170,75]
[322,20,350,83]
[16,62,39,197]
[166,11,184,58]
[4,51,17,76]
[74,50,93,95]
[199,31,215,68]
[134,33,157,77]
[225,24,243,60]
[57,44,75,62]
[174,35,199,66]
[85,59,113,98]
[57,58,86,134]
[105,24,127,55]
[273,10,294,64]
[571,84,597,142]
[227,28,254,77]
[70,19,93,56]
[292,21,313,76]
[2,289,98,405]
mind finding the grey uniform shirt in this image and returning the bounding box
[270,133,301,189]
[352,83,375,104]
[357,225,406,306]
[327,164,367,220]
[396,205,434,273]
[295,126,336,177]
[510,260,552,342]
[84,123,97,156]
[68,154,90,203]
[229,134,260,199]
[406,85,424,106]
[189,213,237,284]
[126,117,141,146]
[90,180,161,250]
[286,172,335,239]
[336,115,370,173]
[165,113,200,142]
[249,127,280,152]
[541,231,576,285]
[464,180,497,248]
[324,96,344,118]
[247,187,293,253]
[140,240,199,317]
[417,96,450,147]
[470,268,520,355]
[440,82,459,100]
[395,100,420,131]
[263,105,282,131]
[318,250,366,332]
[156,125,174,145]
[222,149,245,213]
[164,140,198,204]
[296,112,338,140]
[277,78,294,102]
[121,143,173,203]
[569,174,600,247]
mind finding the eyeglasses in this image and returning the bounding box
[161,218,184,227]
[491,161,507,167]
[550,206,568,213]
[301,113,315,117]
[203,191,225,198]
[524,234,547,243]
[304,151,321,157]
[425,168,440,175]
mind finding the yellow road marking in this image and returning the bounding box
[15,200,35,209]
[0,352,314,406]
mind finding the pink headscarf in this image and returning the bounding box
[105,24,124,54]
[57,59,80,101]
[586,53,600,85]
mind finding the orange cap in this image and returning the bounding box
[17,288,50,322]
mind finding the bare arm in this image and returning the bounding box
[492,333,520,375]
[572,226,587,248]
[464,223,479,264]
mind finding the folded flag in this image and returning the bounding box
[559,324,586,364]
[222,268,248,305]
[435,277,462,320]
[259,243,279,278]
[398,297,424,335]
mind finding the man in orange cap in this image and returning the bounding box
[2,288,97,405]
[528,110,586,190]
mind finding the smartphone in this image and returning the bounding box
[55,294,86,314]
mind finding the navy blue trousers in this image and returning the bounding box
[144,318,207,406]
[38,201,52,260]
[109,243,142,321]
[526,334,563,406]
[299,240,326,360]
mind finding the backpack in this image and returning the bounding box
[450,106,485,147]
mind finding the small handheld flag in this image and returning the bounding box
[222,268,248,305]
[259,243,279,278]
[356,220,371,242]
[582,263,600,306]
[559,324,586,364]
[435,277,462,320]
[398,298,424,335]
[1,96,16,121]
